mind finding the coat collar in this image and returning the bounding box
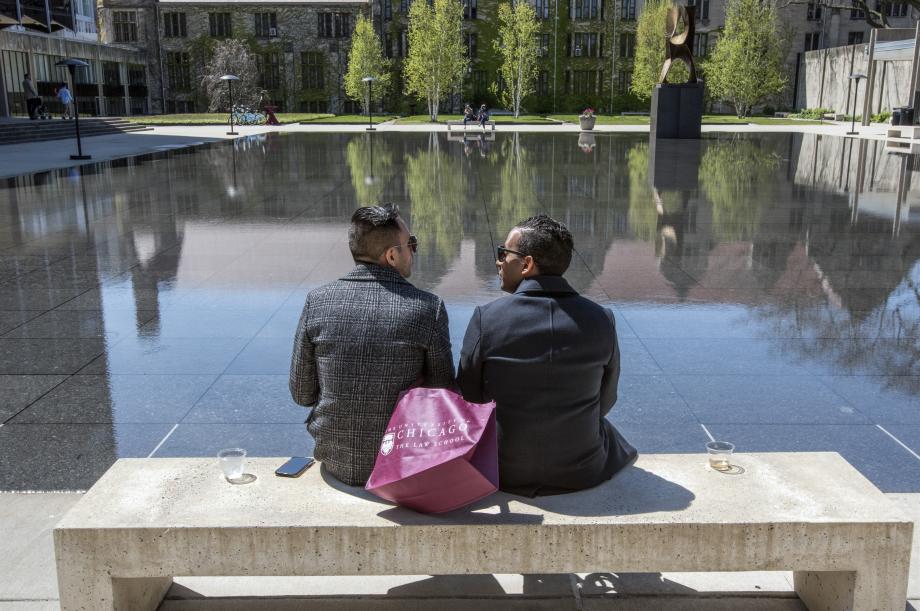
[342,262,411,286]
[513,275,578,296]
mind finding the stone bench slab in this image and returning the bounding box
[54,453,912,611]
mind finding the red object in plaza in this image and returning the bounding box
[264,105,280,126]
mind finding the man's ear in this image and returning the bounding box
[522,255,539,277]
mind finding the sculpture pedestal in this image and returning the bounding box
[651,82,704,139]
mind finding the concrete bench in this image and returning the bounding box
[54,453,912,611]
[446,119,495,131]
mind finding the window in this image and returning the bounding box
[850,2,864,19]
[318,13,353,37]
[534,32,550,56]
[470,70,486,92]
[573,32,600,57]
[463,0,477,19]
[880,1,908,17]
[572,70,598,95]
[620,0,635,19]
[699,0,709,19]
[113,11,137,43]
[163,12,186,38]
[617,70,631,92]
[166,51,191,91]
[572,0,599,19]
[383,0,392,19]
[259,52,281,89]
[167,100,195,113]
[619,31,634,58]
[536,70,549,95]
[804,31,820,50]
[847,30,864,44]
[532,0,551,19]
[254,12,277,38]
[400,0,409,12]
[465,32,477,58]
[301,52,324,90]
[806,2,822,19]
[209,13,232,37]
[300,100,327,113]
[694,32,708,56]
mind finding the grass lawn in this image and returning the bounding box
[550,114,649,125]
[299,114,398,124]
[395,114,559,124]
[126,113,333,125]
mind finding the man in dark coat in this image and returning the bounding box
[457,214,637,497]
[290,203,455,486]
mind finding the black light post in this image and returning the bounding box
[847,73,866,136]
[55,58,90,160]
[220,74,240,136]
[362,76,376,131]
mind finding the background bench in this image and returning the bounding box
[54,453,912,611]
[447,119,496,131]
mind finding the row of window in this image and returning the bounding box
[114,10,353,42]
[807,0,908,20]
[164,51,325,92]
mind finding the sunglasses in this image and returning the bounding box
[496,245,527,262]
[394,235,419,254]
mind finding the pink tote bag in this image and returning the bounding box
[365,387,498,514]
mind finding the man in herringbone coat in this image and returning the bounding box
[290,204,455,486]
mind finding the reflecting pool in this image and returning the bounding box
[0,131,918,492]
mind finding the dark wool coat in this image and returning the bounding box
[290,263,455,486]
[457,275,637,497]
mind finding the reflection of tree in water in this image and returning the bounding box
[699,135,781,241]
[404,133,465,286]
[346,134,394,206]
[626,142,658,242]
[490,133,540,234]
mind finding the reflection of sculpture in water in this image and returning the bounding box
[659,5,698,84]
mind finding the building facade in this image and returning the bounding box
[1,0,148,118]
[96,0,369,114]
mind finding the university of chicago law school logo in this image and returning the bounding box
[380,433,395,456]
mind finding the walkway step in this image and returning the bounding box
[0,119,151,146]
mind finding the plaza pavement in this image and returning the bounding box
[1,118,917,609]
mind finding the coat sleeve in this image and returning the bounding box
[289,297,319,407]
[422,298,456,388]
[457,306,486,403]
[599,307,621,417]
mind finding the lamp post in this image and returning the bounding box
[55,58,90,160]
[362,76,376,131]
[220,74,240,136]
[847,73,866,136]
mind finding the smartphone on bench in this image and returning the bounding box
[275,456,315,478]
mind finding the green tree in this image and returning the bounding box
[630,0,689,102]
[344,15,391,112]
[704,0,787,117]
[493,1,540,118]
[405,0,467,121]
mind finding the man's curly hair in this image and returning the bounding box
[515,214,574,276]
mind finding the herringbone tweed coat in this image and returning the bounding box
[290,263,455,486]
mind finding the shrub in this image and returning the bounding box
[789,107,833,120]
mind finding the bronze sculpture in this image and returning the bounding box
[659,5,698,84]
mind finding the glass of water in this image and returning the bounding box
[706,441,734,472]
[218,448,247,483]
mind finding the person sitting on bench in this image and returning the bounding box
[463,104,476,127]
[477,104,490,129]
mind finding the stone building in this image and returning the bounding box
[96,0,369,113]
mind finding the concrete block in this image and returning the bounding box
[54,453,912,611]
[651,83,704,140]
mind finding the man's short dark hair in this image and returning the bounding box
[349,203,402,260]
[515,214,574,276]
